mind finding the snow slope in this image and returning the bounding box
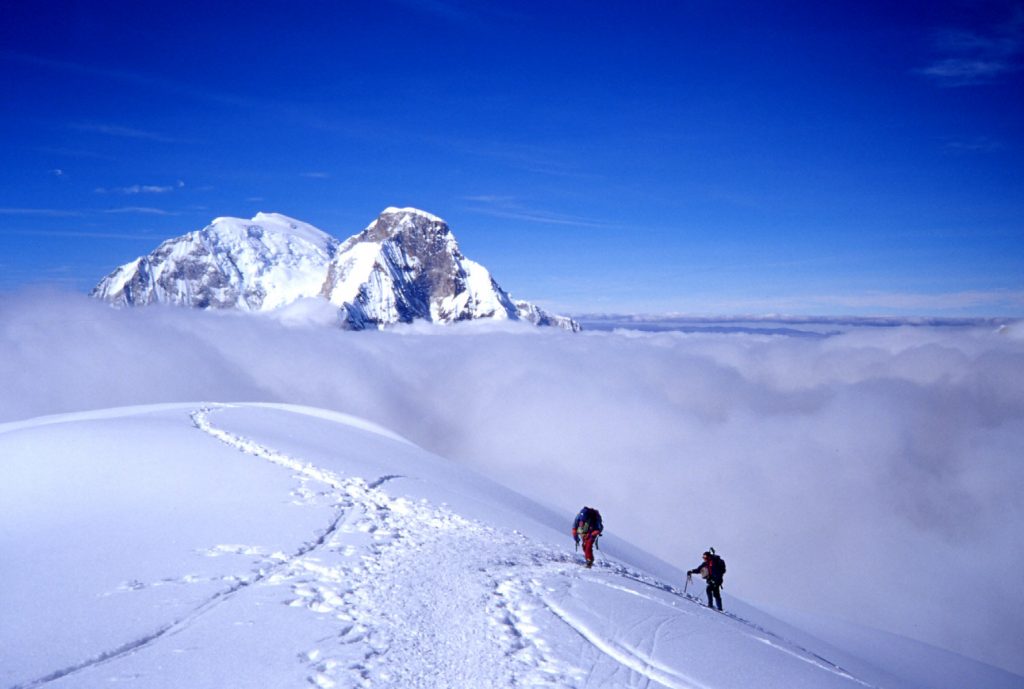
[2,404,1020,689]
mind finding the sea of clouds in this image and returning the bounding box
[3,290,1022,675]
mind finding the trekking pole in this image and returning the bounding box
[684,573,692,595]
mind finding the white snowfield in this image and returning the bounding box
[1,404,1019,689]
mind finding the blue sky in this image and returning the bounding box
[1,0,1022,316]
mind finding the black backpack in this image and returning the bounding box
[710,553,726,576]
[578,507,602,532]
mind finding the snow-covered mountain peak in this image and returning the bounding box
[378,206,447,225]
[92,208,581,331]
[92,213,340,311]
[323,208,579,330]
[206,212,337,252]
[356,206,459,251]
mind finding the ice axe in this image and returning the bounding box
[684,572,692,595]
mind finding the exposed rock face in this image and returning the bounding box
[322,208,559,329]
[93,207,581,332]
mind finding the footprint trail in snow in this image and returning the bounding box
[191,405,581,688]
[186,404,872,689]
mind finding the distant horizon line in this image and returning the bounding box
[573,313,1020,327]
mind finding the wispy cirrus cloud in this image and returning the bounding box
[944,136,1005,153]
[5,228,166,241]
[5,51,351,140]
[919,58,1012,85]
[453,139,605,180]
[102,206,178,216]
[380,0,519,25]
[96,181,185,194]
[917,8,1024,86]
[2,51,255,110]
[381,0,524,28]
[1,206,181,221]
[0,207,84,217]
[461,195,621,229]
[69,122,184,143]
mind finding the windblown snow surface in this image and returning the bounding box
[2,404,1019,689]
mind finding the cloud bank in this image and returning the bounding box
[2,291,1022,674]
